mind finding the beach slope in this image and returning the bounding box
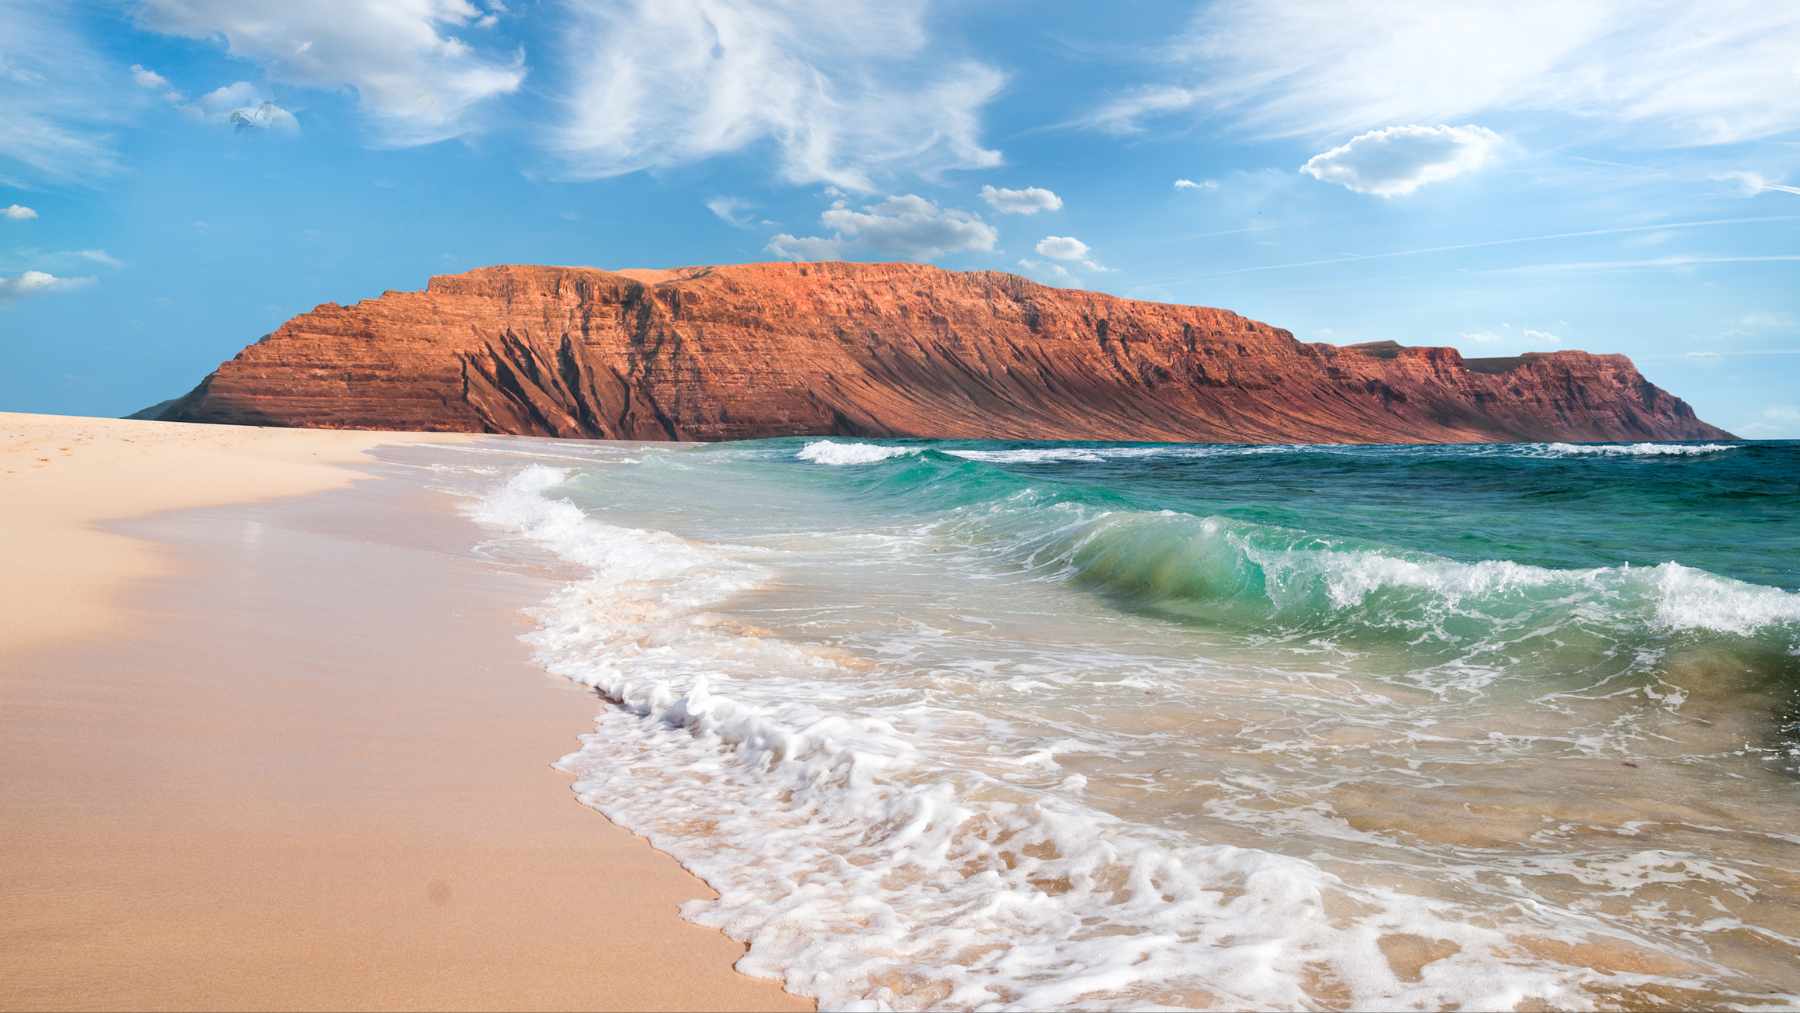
[0,413,805,1011]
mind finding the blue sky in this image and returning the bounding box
[2,1,1797,436]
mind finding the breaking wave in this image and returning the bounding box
[471,463,1748,1010]
[1534,442,1740,458]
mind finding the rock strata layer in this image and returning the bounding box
[151,262,1732,443]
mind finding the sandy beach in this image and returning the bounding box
[0,413,806,1011]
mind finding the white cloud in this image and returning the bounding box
[765,233,847,261]
[0,270,93,301]
[1301,124,1500,197]
[1072,86,1201,135]
[1173,178,1218,191]
[186,83,299,133]
[706,196,756,228]
[130,64,170,90]
[1016,257,1074,285]
[1095,1,1800,147]
[230,101,299,132]
[76,249,124,269]
[1738,404,1800,439]
[1621,229,1677,249]
[1738,311,1796,331]
[4,204,37,220]
[1457,324,1563,353]
[766,194,997,262]
[1489,254,1800,274]
[0,3,125,181]
[1191,214,1800,279]
[1717,171,1800,197]
[129,63,184,103]
[1035,235,1090,261]
[135,0,525,146]
[979,185,1062,215]
[1034,235,1109,272]
[552,0,1003,190]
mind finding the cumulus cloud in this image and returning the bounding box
[766,194,997,262]
[186,83,299,133]
[706,196,756,228]
[230,101,299,132]
[4,204,37,221]
[130,64,169,90]
[552,0,1003,190]
[1035,235,1090,261]
[0,270,92,301]
[1088,0,1800,147]
[979,185,1062,215]
[135,0,524,146]
[765,233,847,261]
[1033,235,1110,272]
[129,63,183,103]
[1717,171,1800,197]
[1173,178,1218,191]
[1301,124,1500,197]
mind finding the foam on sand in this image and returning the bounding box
[470,463,1782,1010]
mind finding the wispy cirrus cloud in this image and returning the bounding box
[1188,214,1800,278]
[552,0,1003,190]
[1081,0,1800,147]
[0,2,126,182]
[1718,171,1800,197]
[1485,254,1800,275]
[706,196,758,229]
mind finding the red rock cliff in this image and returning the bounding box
[150,262,1732,443]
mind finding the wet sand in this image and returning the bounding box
[0,413,806,1011]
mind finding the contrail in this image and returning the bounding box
[1172,214,1800,280]
[1485,254,1800,274]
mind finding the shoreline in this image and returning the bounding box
[0,413,807,1011]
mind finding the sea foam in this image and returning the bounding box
[796,440,920,465]
[1536,442,1739,457]
[466,463,1738,1011]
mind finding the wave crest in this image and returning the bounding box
[796,440,921,465]
[1027,509,1800,645]
[1537,442,1739,457]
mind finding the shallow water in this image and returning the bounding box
[450,436,1799,1010]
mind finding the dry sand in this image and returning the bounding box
[0,413,807,1011]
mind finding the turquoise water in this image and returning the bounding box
[461,436,1800,1010]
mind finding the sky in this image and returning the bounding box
[2,1,1797,437]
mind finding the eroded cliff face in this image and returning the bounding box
[152,262,1732,443]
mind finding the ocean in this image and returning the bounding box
[453,436,1799,1010]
